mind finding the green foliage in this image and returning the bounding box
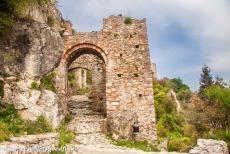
[167,78,190,93]
[40,72,56,92]
[214,131,230,149]
[67,71,76,88]
[0,0,53,35]
[168,136,194,152]
[0,122,11,142]
[114,140,159,152]
[0,12,14,34]
[47,15,54,27]
[205,84,230,108]
[25,116,53,134]
[154,78,196,152]
[0,105,53,142]
[199,65,213,97]
[124,17,132,25]
[0,81,4,97]
[30,81,39,90]
[51,115,75,154]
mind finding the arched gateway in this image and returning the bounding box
[55,15,157,142]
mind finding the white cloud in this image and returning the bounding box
[58,0,230,87]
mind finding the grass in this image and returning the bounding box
[0,12,14,35]
[113,139,159,152]
[50,115,75,154]
[124,17,132,25]
[76,87,91,95]
[0,105,53,142]
[40,72,56,92]
[0,0,53,35]
[30,81,39,90]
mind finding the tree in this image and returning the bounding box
[199,65,213,97]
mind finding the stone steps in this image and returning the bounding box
[67,95,111,145]
[68,120,106,134]
[74,132,111,145]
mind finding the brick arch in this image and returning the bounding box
[62,43,107,65]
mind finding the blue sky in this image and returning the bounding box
[58,0,230,91]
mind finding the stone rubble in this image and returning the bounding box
[0,133,59,154]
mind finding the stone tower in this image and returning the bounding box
[56,15,157,142]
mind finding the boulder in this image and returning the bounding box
[19,90,65,128]
[189,139,229,154]
[108,111,138,140]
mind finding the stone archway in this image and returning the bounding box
[56,43,107,114]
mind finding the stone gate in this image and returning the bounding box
[56,15,157,142]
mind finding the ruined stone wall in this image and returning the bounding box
[0,133,59,154]
[58,15,156,142]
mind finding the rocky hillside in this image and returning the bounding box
[0,0,67,127]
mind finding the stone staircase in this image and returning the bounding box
[67,95,111,145]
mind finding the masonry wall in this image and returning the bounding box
[58,15,157,142]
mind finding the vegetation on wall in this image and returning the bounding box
[0,105,53,142]
[40,72,56,92]
[124,17,133,25]
[0,0,53,34]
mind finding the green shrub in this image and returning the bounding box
[40,72,56,92]
[168,136,193,152]
[0,122,11,142]
[25,115,53,135]
[114,140,159,152]
[214,131,230,150]
[47,15,54,27]
[51,116,75,154]
[0,105,53,142]
[30,81,39,90]
[0,81,4,97]
[124,17,132,25]
[0,12,14,35]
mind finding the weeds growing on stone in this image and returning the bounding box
[124,17,132,25]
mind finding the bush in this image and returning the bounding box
[124,17,132,25]
[40,72,56,92]
[0,122,11,142]
[51,116,75,154]
[114,140,159,152]
[0,12,14,35]
[25,115,53,135]
[30,81,39,90]
[214,131,230,150]
[168,136,193,152]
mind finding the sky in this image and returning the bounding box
[57,0,230,91]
